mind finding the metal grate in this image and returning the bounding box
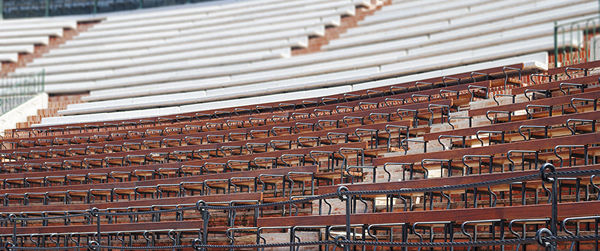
[0,70,45,115]
[1,0,218,19]
[553,1,600,67]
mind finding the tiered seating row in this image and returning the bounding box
[27,0,597,126]
[8,62,530,138]
[1,62,600,249]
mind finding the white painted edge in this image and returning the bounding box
[0,93,48,136]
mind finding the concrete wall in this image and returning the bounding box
[0,92,48,137]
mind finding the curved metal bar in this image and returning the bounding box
[390,86,408,95]
[485,110,511,123]
[476,130,504,146]
[566,119,596,135]
[560,82,585,95]
[414,81,434,91]
[507,150,538,171]
[358,101,378,111]
[564,67,588,79]
[366,90,383,99]
[428,104,449,125]
[367,223,406,251]
[411,94,431,103]
[524,89,550,101]
[525,104,552,119]
[447,116,472,130]
[437,135,466,150]
[509,218,550,239]
[400,138,427,155]
[439,89,459,100]
[502,66,522,89]
[570,97,597,113]
[470,71,489,83]
[591,175,600,200]
[554,145,587,167]
[493,94,516,105]
[461,219,502,248]
[529,74,552,86]
[442,76,461,87]
[467,85,488,102]
[384,98,405,107]
[518,125,548,140]
[368,112,391,123]
[462,155,493,175]
[421,159,450,178]
[326,132,348,144]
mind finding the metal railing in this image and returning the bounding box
[1,163,600,250]
[0,0,217,19]
[0,71,45,115]
[553,17,600,68]
[552,0,600,67]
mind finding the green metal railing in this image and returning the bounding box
[553,17,600,68]
[552,0,600,68]
[1,0,217,19]
[0,71,45,115]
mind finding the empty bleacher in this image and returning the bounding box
[1,57,600,249]
[1,0,600,250]
[1,0,590,126]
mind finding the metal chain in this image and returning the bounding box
[5,168,599,221]
[344,174,539,196]
[199,192,337,210]
[550,169,600,177]
[11,213,89,221]
[93,244,193,250]
[95,206,196,216]
[190,238,538,249]
[8,245,86,250]
[338,238,538,247]
[192,240,334,249]
[10,235,600,250]
[549,234,600,242]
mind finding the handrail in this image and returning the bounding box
[0,70,45,115]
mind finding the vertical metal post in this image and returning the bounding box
[139,0,143,9]
[554,21,559,68]
[93,0,98,14]
[10,215,17,245]
[541,163,558,250]
[345,195,351,251]
[337,186,350,251]
[550,179,558,235]
[41,69,45,92]
[45,0,49,16]
[0,0,3,20]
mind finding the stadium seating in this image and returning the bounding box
[2,0,590,126]
[2,57,600,248]
[0,18,79,63]
[1,0,600,249]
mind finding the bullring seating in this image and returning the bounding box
[5,0,592,126]
[1,59,600,249]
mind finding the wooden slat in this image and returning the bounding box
[318,164,600,194]
[0,220,204,235]
[1,192,260,212]
[424,110,600,141]
[373,132,600,166]
[469,90,600,117]
[258,201,600,227]
[0,166,317,194]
